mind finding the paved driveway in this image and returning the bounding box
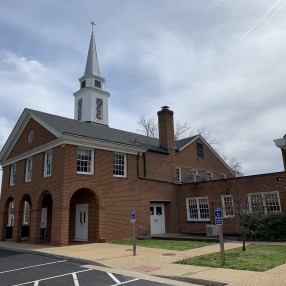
[0,249,174,286]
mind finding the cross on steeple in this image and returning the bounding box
[90,21,95,33]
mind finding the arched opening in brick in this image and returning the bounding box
[38,192,53,242]
[1,197,15,240]
[69,188,99,243]
[17,195,32,242]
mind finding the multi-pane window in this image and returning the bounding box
[23,201,30,225]
[77,148,93,174]
[113,153,127,177]
[25,158,33,182]
[44,151,53,177]
[10,164,16,186]
[96,98,103,120]
[196,143,204,158]
[191,169,198,175]
[220,173,227,179]
[78,99,82,120]
[221,195,234,218]
[186,197,210,221]
[248,191,281,215]
[94,79,101,89]
[206,171,213,181]
[176,167,181,183]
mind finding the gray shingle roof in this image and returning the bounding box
[28,109,197,154]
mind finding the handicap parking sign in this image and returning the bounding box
[214,209,223,225]
[131,210,136,223]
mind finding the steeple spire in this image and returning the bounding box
[84,23,100,76]
[74,24,111,126]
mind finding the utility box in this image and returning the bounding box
[206,224,219,237]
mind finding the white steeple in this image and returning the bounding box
[74,24,110,125]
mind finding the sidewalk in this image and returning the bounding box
[0,240,285,286]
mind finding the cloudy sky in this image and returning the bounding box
[0,0,286,190]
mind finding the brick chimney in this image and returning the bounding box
[157,106,175,152]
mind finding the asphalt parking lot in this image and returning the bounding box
[0,249,171,286]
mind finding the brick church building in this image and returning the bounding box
[0,31,285,246]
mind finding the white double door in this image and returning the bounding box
[75,203,89,241]
[150,203,165,235]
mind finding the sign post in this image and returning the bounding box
[214,209,225,266]
[131,210,136,256]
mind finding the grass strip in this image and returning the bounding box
[108,239,216,251]
[176,244,286,271]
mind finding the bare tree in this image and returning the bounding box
[222,154,243,177]
[137,115,158,138]
[174,120,193,141]
[197,126,220,149]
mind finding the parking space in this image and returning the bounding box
[0,249,171,286]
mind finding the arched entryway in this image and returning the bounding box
[38,192,53,242]
[1,197,15,240]
[69,188,99,243]
[17,195,32,242]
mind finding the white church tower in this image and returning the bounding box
[74,24,110,125]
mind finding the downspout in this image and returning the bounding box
[174,184,179,233]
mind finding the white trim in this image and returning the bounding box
[0,109,61,163]
[43,150,53,178]
[176,167,181,183]
[186,196,210,222]
[10,164,16,186]
[113,153,127,178]
[248,191,281,214]
[221,195,234,218]
[1,135,146,167]
[25,157,33,182]
[77,148,94,175]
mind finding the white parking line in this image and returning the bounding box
[0,260,67,274]
[12,268,92,286]
[72,272,79,286]
[110,278,140,286]
[108,272,121,284]
[33,281,39,286]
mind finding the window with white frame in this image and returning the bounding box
[176,167,181,182]
[221,195,234,218]
[10,164,16,186]
[191,169,198,175]
[248,191,281,215]
[113,153,127,177]
[206,171,213,181]
[23,201,30,225]
[77,99,82,120]
[44,150,53,177]
[77,148,93,174]
[220,173,227,179]
[25,158,33,182]
[186,197,210,221]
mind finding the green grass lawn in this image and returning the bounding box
[108,239,216,251]
[176,244,286,271]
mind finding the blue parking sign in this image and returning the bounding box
[214,209,223,225]
[131,210,136,223]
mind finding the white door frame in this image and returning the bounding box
[150,203,166,235]
[75,203,89,241]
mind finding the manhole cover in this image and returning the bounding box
[162,253,176,256]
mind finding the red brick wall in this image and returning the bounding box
[177,171,286,235]
[175,137,234,181]
[8,119,57,159]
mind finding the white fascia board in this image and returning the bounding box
[73,87,111,98]
[274,138,286,148]
[178,135,200,151]
[1,138,64,167]
[198,135,236,177]
[0,109,62,163]
[62,134,147,155]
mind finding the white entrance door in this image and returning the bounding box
[75,203,89,241]
[150,204,165,235]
